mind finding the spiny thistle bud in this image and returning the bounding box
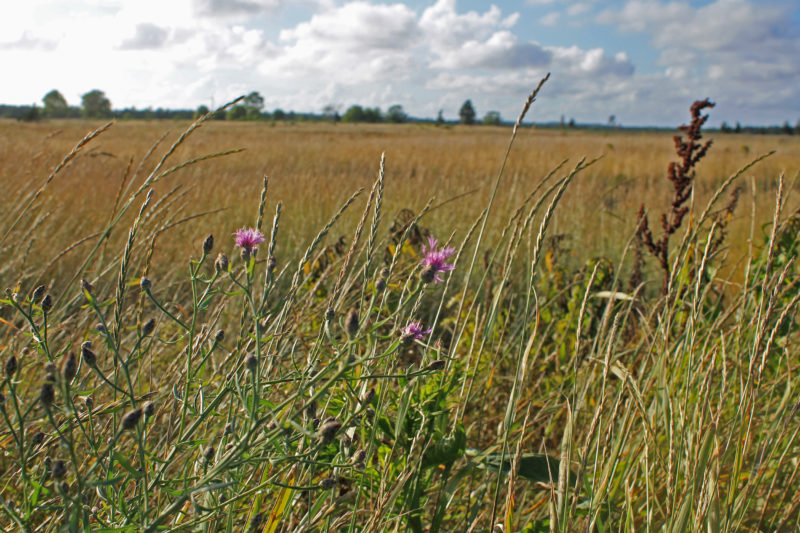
[62,352,77,382]
[80,279,94,293]
[40,383,55,407]
[84,397,94,410]
[32,285,46,302]
[52,460,66,480]
[140,277,151,292]
[215,329,225,343]
[214,253,229,273]
[420,265,437,284]
[345,308,359,338]
[141,318,156,337]
[319,418,342,444]
[5,355,17,377]
[375,277,386,293]
[41,294,53,313]
[319,477,337,490]
[324,307,335,322]
[245,353,258,372]
[203,445,215,463]
[96,323,107,334]
[240,247,251,264]
[143,401,155,418]
[32,431,45,446]
[120,408,143,431]
[202,234,214,255]
[424,359,446,372]
[81,342,96,367]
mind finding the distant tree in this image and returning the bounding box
[720,121,732,133]
[482,110,501,126]
[782,121,793,135]
[796,119,800,135]
[459,100,475,125]
[273,109,286,121]
[195,105,210,119]
[735,121,742,133]
[19,105,41,122]
[42,90,68,118]
[436,109,445,126]
[608,114,616,127]
[227,105,247,121]
[342,105,383,123]
[243,91,264,111]
[322,104,341,123]
[568,117,576,128]
[386,104,408,123]
[81,90,112,118]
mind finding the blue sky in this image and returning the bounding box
[2,0,799,126]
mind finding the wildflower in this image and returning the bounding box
[400,321,432,345]
[420,236,455,283]
[233,227,265,254]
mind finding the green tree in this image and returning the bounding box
[227,105,247,121]
[273,109,286,121]
[386,104,408,123]
[244,91,264,112]
[459,100,475,125]
[81,90,111,118]
[482,110,501,126]
[342,105,365,123]
[436,109,445,126]
[194,105,210,119]
[42,90,68,118]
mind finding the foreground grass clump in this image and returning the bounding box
[1,90,800,532]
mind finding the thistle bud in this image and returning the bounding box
[81,342,96,367]
[120,408,143,431]
[245,353,258,372]
[249,513,264,532]
[32,431,45,446]
[375,277,386,293]
[345,308,359,338]
[214,253,229,273]
[319,477,337,490]
[5,355,17,377]
[141,318,156,337]
[324,307,335,322]
[41,294,53,313]
[80,279,94,293]
[62,352,77,382]
[84,396,94,410]
[319,418,342,444]
[203,445,215,463]
[44,362,57,377]
[140,277,151,292]
[420,265,436,284]
[40,383,55,407]
[96,323,107,334]
[52,460,66,480]
[240,247,251,264]
[32,285,46,302]
[60,481,69,494]
[202,234,214,255]
[143,401,155,418]
[361,387,375,406]
[425,359,446,371]
[215,329,225,343]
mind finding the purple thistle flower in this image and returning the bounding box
[400,320,432,345]
[233,227,266,252]
[420,236,455,283]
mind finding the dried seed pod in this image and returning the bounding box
[202,234,214,255]
[62,352,77,382]
[120,408,143,431]
[40,383,55,407]
[5,355,17,377]
[141,318,156,337]
[319,418,342,444]
[52,460,66,480]
[143,401,155,418]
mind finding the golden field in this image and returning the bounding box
[2,118,797,286]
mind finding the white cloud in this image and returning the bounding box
[118,23,170,50]
[539,12,561,26]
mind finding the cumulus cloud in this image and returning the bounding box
[118,23,170,50]
[193,0,284,17]
[0,31,57,51]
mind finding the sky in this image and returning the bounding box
[2,0,799,126]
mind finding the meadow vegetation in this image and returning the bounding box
[0,88,799,531]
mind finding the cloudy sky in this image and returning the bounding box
[2,0,799,126]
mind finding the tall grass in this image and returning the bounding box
[0,89,799,532]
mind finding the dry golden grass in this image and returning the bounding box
[2,118,797,284]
